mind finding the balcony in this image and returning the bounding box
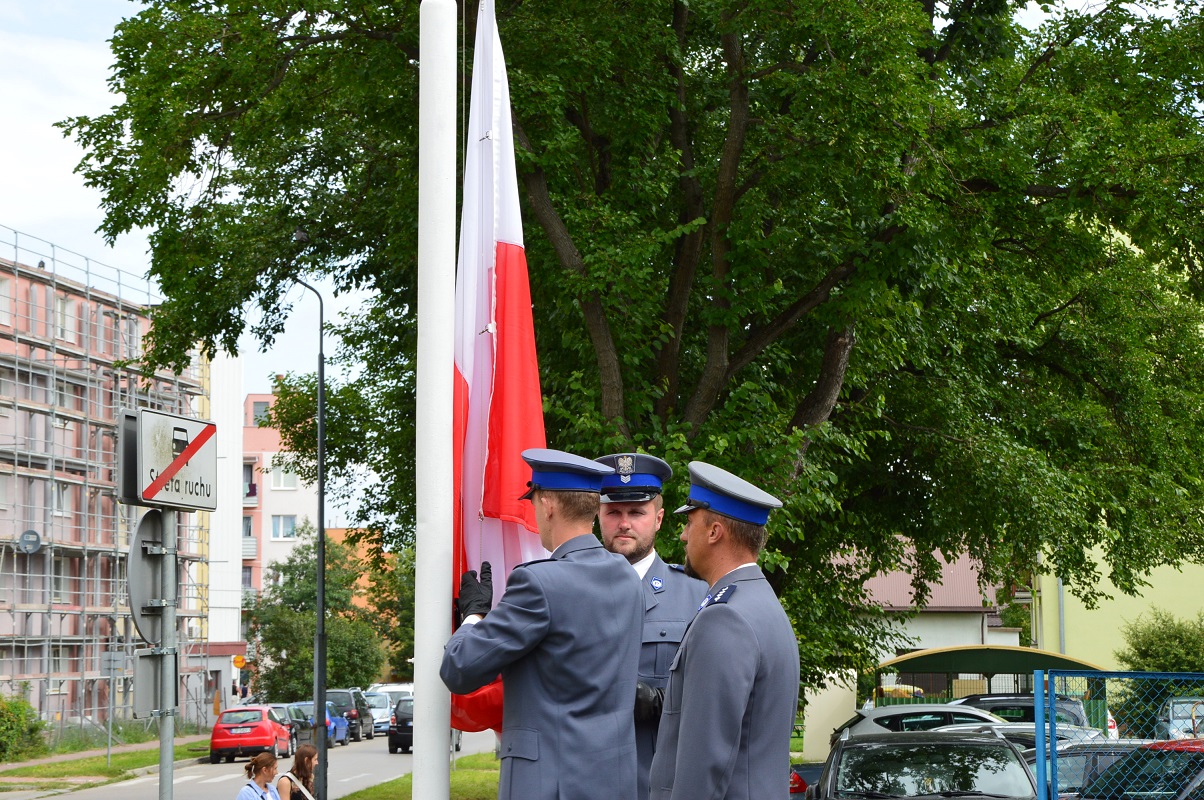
[242,537,258,559]
[243,481,258,507]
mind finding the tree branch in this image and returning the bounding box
[513,122,631,438]
[789,325,856,479]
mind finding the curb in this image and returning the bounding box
[127,754,210,777]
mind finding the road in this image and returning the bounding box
[51,730,497,800]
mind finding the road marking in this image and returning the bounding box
[338,773,373,782]
[200,774,240,783]
[173,774,201,784]
[124,777,153,786]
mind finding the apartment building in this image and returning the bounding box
[241,393,318,658]
[0,228,240,729]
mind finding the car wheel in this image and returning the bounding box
[402,744,410,754]
[290,732,297,755]
[366,724,374,740]
[225,755,235,763]
[210,752,220,764]
[389,742,398,754]
[352,721,362,742]
[327,733,334,749]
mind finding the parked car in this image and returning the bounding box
[829,703,1004,746]
[808,730,1036,800]
[295,700,351,748]
[384,696,462,754]
[1025,739,1158,799]
[950,693,1091,728]
[791,763,823,795]
[365,692,393,736]
[388,696,414,754]
[934,721,1104,750]
[210,705,291,763]
[1154,697,1204,740]
[327,688,373,741]
[1078,740,1204,800]
[368,682,415,704]
[283,701,323,748]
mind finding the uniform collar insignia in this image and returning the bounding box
[650,576,664,591]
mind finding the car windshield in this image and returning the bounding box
[396,699,413,715]
[220,710,262,725]
[835,742,1034,799]
[1081,750,1204,800]
[366,694,390,709]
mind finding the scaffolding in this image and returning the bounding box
[0,225,212,734]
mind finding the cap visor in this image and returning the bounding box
[518,486,536,500]
[601,491,656,504]
[673,502,701,515]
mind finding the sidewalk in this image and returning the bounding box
[3,733,209,770]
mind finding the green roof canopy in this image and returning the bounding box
[878,645,1104,677]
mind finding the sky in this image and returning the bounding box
[0,0,363,394]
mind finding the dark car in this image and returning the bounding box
[950,693,1090,728]
[1078,740,1204,800]
[809,731,1036,800]
[327,688,373,742]
[388,696,414,754]
[1026,739,1158,799]
[283,701,324,748]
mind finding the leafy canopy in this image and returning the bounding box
[66,0,1204,685]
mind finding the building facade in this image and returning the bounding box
[0,244,213,728]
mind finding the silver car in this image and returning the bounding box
[830,703,1004,746]
[364,692,393,735]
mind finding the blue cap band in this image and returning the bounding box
[600,473,664,492]
[688,484,771,526]
[530,469,606,493]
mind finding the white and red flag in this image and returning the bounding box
[450,0,547,732]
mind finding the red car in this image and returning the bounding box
[210,705,291,763]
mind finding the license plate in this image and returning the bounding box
[230,727,251,734]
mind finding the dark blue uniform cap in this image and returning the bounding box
[594,453,673,504]
[519,448,615,500]
[673,461,782,526]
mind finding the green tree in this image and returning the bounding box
[245,524,385,699]
[1110,609,1204,737]
[65,0,1204,687]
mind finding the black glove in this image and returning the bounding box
[457,561,493,619]
[634,681,664,723]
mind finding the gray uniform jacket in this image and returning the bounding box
[636,556,709,799]
[440,533,644,800]
[648,565,800,800]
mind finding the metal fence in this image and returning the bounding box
[1034,669,1204,800]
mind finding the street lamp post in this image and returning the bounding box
[295,278,328,800]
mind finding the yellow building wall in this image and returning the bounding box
[1034,562,1204,670]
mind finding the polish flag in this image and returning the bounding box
[450,0,547,733]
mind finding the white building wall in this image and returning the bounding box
[256,449,318,574]
[208,352,243,641]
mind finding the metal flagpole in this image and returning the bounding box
[414,0,457,796]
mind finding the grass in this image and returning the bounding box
[0,743,199,779]
[341,752,501,800]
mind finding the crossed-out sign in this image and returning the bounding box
[137,410,218,511]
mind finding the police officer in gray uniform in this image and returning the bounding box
[647,461,801,800]
[440,448,644,800]
[594,453,708,799]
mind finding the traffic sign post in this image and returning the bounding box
[116,409,215,800]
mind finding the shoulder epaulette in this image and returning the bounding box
[668,563,686,572]
[697,583,737,611]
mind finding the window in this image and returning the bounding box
[271,515,296,540]
[242,567,253,589]
[50,645,70,694]
[52,483,72,516]
[0,277,10,326]
[52,556,68,603]
[271,459,298,490]
[252,401,270,425]
[243,516,253,537]
[54,296,73,341]
[0,474,11,509]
